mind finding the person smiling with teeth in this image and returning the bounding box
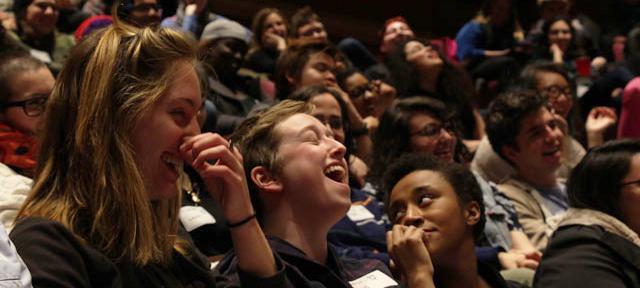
[487,90,569,251]
[219,100,394,287]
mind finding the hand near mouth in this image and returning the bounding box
[181,133,277,277]
[179,133,254,224]
[387,224,435,288]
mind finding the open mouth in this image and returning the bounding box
[324,163,346,183]
[434,146,453,160]
[161,152,183,174]
[542,145,561,157]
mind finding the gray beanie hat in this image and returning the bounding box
[201,18,251,44]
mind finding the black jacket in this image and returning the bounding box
[10,217,286,288]
[534,224,640,287]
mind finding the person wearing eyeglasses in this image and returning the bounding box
[0,52,53,231]
[337,67,397,135]
[7,0,75,74]
[288,6,328,43]
[520,62,617,149]
[370,96,542,285]
[275,40,373,163]
[385,38,485,150]
[118,0,162,27]
[534,139,640,287]
[473,61,617,186]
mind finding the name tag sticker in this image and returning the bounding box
[179,206,216,232]
[349,270,398,288]
[29,49,52,63]
[347,205,375,222]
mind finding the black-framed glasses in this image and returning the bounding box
[620,179,640,187]
[541,85,572,101]
[1,96,48,117]
[411,123,451,138]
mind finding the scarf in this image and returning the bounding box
[0,123,38,176]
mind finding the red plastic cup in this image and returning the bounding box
[575,57,591,77]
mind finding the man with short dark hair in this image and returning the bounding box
[486,90,568,251]
[289,6,328,42]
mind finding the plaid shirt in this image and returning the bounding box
[216,236,395,288]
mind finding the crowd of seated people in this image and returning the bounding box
[1,0,639,287]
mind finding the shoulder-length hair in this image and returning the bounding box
[385,37,478,138]
[537,16,583,61]
[567,139,640,220]
[250,8,288,53]
[288,85,353,161]
[17,15,199,265]
[369,96,471,192]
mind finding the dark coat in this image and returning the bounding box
[534,224,640,287]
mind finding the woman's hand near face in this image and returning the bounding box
[263,32,286,52]
[387,225,435,288]
[586,106,617,148]
[180,133,254,222]
[371,80,396,119]
[180,133,277,278]
[549,43,564,64]
[184,0,207,16]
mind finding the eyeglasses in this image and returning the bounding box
[300,26,325,38]
[314,115,343,130]
[1,96,48,117]
[131,2,162,13]
[541,85,572,101]
[347,82,375,100]
[411,123,451,138]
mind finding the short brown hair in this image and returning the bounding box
[274,39,336,100]
[289,6,321,38]
[0,51,46,103]
[230,100,312,220]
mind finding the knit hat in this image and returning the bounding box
[74,15,113,42]
[200,18,251,44]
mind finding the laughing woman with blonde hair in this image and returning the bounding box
[8,9,284,288]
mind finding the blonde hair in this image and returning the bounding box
[17,16,199,265]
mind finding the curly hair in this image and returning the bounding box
[381,152,486,241]
[485,89,547,164]
[385,38,478,138]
